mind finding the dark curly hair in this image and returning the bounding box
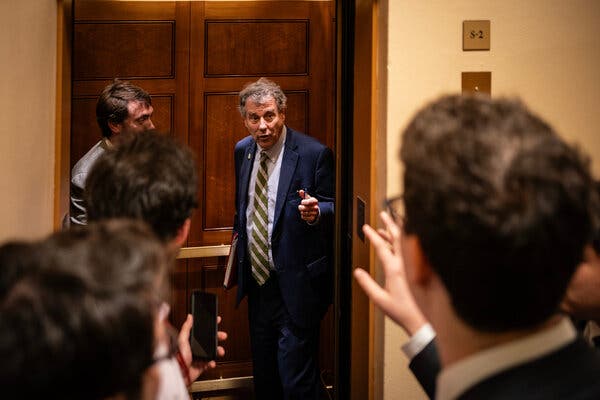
[0,220,165,399]
[85,130,198,242]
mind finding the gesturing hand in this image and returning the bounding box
[353,211,427,335]
[298,189,319,223]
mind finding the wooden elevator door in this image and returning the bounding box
[71,0,336,394]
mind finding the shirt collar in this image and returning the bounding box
[257,126,286,163]
[436,317,576,400]
[101,137,114,150]
[584,320,600,346]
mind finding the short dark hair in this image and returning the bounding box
[85,130,198,241]
[0,220,166,399]
[0,241,40,301]
[96,79,152,138]
[401,94,597,332]
[238,77,287,117]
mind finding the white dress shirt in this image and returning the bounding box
[154,303,190,400]
[402,323,437,360]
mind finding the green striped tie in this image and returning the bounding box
[250,151,271,285]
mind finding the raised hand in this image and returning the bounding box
[353,211,428,335]
[298,189,319,223]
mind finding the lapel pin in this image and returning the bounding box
[247,153,251,160]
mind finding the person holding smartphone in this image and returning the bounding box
[85,131,227,397]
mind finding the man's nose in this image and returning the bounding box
[148,119,155,129]
[258,118,267,130]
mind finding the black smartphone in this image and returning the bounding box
[189,290,218,361]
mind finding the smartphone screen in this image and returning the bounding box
[189,290,218,361]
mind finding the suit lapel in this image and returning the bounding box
[239,140,257,227]
[274,129,298,230]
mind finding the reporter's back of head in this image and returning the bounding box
[84,130,198,245]
[0,241,39,301]
[401,94,597,332]
[0,220,167,400]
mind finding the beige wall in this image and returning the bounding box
[383,0,600,398]
[0,2,57,241]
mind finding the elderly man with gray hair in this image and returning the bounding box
[232,78,335,399]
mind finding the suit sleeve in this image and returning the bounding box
[70,178,87,226]
[313,146,335,227]
[408,339,441,399]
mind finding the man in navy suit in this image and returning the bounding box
[354,94,600,399]
[233,78,334,399]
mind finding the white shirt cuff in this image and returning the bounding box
[401,323,436,361]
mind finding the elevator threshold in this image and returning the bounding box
[189,376,253,394]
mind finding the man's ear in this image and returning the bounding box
[403,235,434,286]
[108,120,121,135]
[171,218,191,248]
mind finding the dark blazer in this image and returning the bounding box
[459,338,600,399]
[409,339,440,399]
[411,338,600,399]
[233,127,334,329]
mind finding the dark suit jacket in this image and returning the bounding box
[233,127,334,329]
[411,338,600,399]
[409,339,440,399]
[459,338,600,399]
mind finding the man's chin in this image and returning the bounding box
[257,138,273,149]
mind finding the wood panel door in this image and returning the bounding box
[70,0,336,391]
[72,1,190,161]
[71,0,195,367]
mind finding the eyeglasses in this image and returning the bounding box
[384,194,405,224]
